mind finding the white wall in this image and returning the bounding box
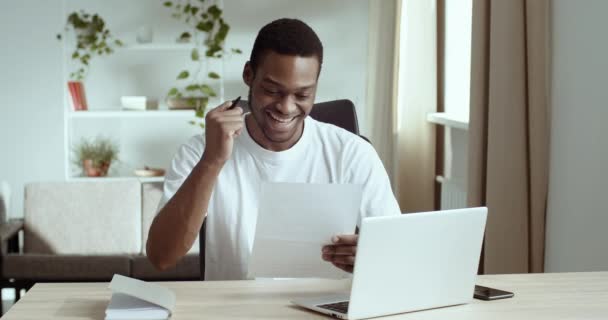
[0,1,65,220]
[0,0,370,218]
[545,0,608,272]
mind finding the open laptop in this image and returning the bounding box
[291,207,487,320]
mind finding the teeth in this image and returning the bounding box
[268,112,294,123]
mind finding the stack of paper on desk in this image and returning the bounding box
[105,274,175,320]
[248,182,362,279]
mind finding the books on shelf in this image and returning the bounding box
[105,274,175,320]
[67,81,88,111]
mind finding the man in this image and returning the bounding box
[147,18,400,280]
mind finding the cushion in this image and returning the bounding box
[24,181,141,254]
[141,182,199,254]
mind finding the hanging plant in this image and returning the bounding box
[162,0,241,129]
[57,11,123,81]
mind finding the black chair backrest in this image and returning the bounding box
[198,99,362,279]
[309,99,360,135]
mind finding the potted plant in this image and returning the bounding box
[162,0,241,129]
[57,11,123,110]
[72,137,119,177]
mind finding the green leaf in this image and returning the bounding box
[205,43,222,57]
[72,52,80,59]
[196,21,214,32]
[177,70,189,80]
[186,98,196,107]
[195,108,205,118]
[191,48,200,61]
[208,72,220,79]
[190,6,199,15]
[179,32,191,40]
[163,1,172,7]
[207,5,222,19]
[199,123,205,129]
[185,84,199,91]
[200,84,216,97]
[215,22,229,42]
[231,48,242,54]
[168,88,178,96]
[114,39,123,46]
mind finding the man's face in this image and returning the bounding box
[243,51,319,150]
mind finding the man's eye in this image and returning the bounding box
[296,94,310,100]
[263,88,279,95]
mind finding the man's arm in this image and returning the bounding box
[146,101,244,271]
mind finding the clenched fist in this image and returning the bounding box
[200,101,245,168]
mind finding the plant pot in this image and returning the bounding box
[83,159,111,177]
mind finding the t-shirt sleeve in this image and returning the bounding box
[342,137,401,225]
[157,135,205,212]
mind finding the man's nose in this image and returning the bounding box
[275,95,297,115]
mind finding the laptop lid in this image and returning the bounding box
[347,207,487,319]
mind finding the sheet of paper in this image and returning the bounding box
[248,182,362,279]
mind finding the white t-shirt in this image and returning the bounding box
[158,115,400,280]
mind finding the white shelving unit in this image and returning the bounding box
[68,110,194,119]
[60,1,227,182]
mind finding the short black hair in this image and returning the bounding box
[249,18,324,76]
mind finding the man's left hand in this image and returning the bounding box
[322,234,358,273]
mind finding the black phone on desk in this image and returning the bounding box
[474,285,514,300]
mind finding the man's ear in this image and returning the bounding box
[243,62,254,86]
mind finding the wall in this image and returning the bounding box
[0,0,370,218]
[545,0,608,272]
[0,1,65,220]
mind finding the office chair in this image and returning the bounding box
[199,99,366,279]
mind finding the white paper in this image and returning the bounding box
[248,182,362,279]
[105,274,175,320]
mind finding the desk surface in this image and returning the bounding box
[4,272,608,319]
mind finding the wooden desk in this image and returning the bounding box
[3,272,608,319]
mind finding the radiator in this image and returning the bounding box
[436,176,468,210]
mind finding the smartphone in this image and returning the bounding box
[474,285,514,300]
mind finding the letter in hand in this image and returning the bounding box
[321,234,358,273]
[201,97,245,167]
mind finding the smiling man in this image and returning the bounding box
[146,18,400,280]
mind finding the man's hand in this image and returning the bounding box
[322,234,358,273]
[201,101,244,167]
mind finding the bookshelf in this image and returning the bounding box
[61,0,225,181]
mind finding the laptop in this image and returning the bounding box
[291,207,487,320]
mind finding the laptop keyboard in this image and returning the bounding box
[318,301,349,314]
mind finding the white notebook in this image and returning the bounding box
[105,274,176,320]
